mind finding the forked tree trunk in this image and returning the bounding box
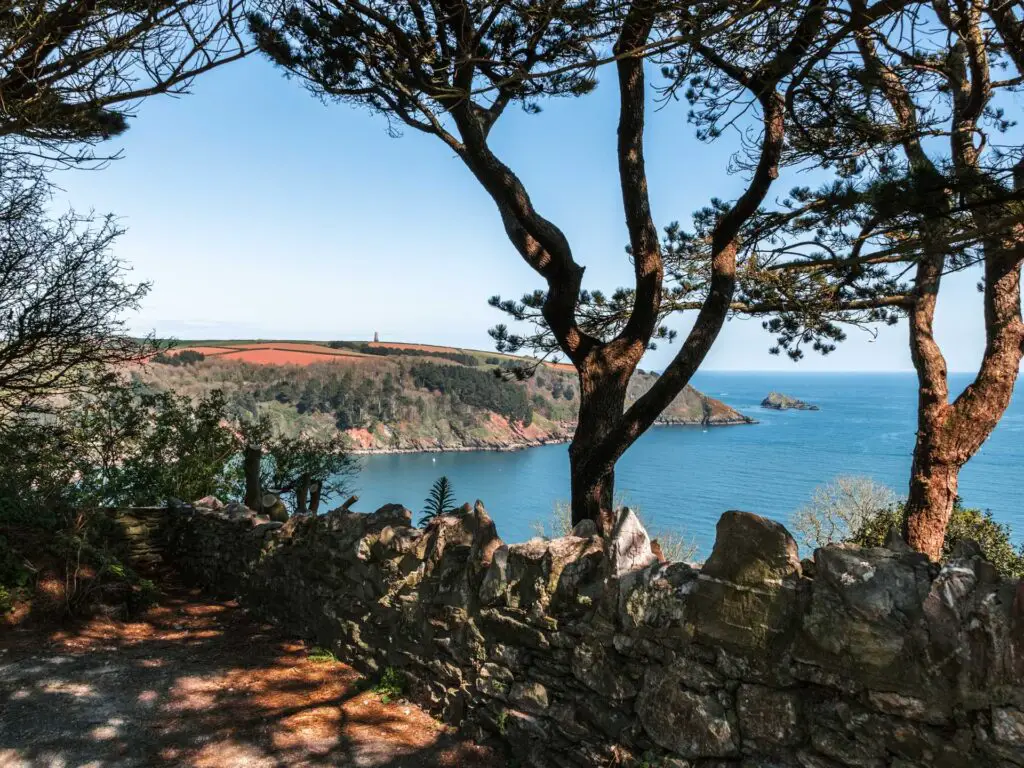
[904,225,1024,559]
[309,481,322,514]
[243,444,262,511]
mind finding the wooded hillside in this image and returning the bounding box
[135,341,751,452]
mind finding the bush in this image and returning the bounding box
[371,667,405,703]
[790,476,897,551]
[851,501,1024,579]
[0,380,239,516]
[421,476,457,526]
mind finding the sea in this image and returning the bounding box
[337,372,1024,556]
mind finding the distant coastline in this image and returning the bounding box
[349,416,758,455]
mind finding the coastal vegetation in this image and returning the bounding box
[467,0,1024,559]
[249,0,1023,557]
[793,475,1024,578]
[0,1,1023,763]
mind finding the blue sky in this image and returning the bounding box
[53,54,1002,372]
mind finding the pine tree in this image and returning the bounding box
[250,0,826,533]
[421,476,456,527]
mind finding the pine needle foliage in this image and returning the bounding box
[421,476,457,527]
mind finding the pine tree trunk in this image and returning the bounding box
[309,481,322,514]
[243,445,262,511]
[295,475,310,515]
[904,440,958,561]
[569,363,629,535]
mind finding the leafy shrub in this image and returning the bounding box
[371,667,405,703]
[851,501,1024,579]
[308,646,338,663]
[790,476,897,551]
[0,381,240,517]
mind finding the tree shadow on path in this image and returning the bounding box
[0,578,503,767]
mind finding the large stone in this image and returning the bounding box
[737,684,801,746]
[193,495,225,510]
[369,503,414,528]
[693,584,797,653]
[609,507,658,577]
[636,662,739,758]
[571,640,638,700]
[265,499,289,523]
[481,533,603,611]
[702,511,801,586]
[509,681,549,714]
[619,562,699,629]
[469,500,503,570]
[797,546,934,687]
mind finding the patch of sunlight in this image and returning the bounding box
[40,680,95,697]
[137,690,159,706]
[193,740,277,768]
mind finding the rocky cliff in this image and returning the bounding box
[136,502,1024,767]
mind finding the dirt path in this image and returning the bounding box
[0,583,503,767]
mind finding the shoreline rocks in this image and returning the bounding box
[348,417,757,455]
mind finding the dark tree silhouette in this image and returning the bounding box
[0,0,250,166]
[267,433,358,513]
[0,162,151,416]
[249,0,830,532]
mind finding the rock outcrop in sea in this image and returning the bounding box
[761,391,819,410]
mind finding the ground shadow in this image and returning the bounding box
[0,573,503,767]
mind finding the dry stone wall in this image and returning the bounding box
[152,501,1024,767]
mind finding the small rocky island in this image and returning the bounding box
[761,391,819,411]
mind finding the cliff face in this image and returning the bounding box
[135,341,752,454]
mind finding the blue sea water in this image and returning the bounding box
[340,373,1024,555]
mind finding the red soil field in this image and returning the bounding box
[224,342,368,356]
[163,340,572,371]
[213,348,376,366]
